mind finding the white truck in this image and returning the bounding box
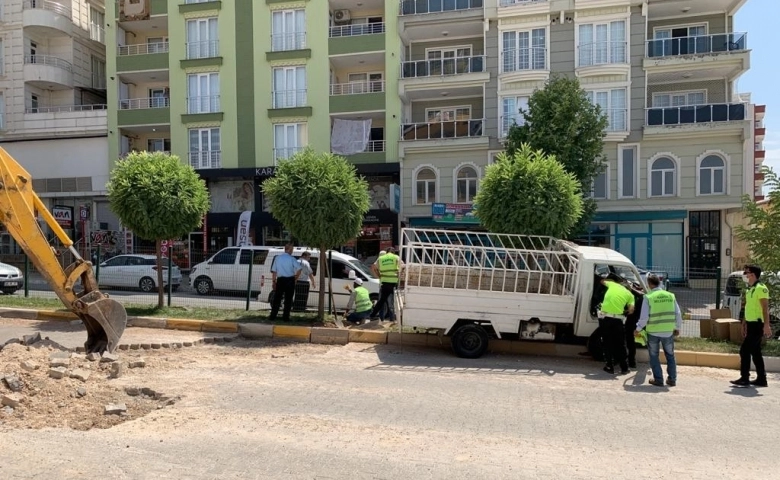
[397,228,645,358]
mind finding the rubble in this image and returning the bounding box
[20,360,39,372]
[128,359,146,369]
[48,367,67,379]
[104,403,127,415]
[49,352,70,368]
[3,374,23,392]
[1,393,23,408]
[100,352,120,363]
[69,369,91,382]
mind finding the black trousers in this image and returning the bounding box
[293,281,310,312]
[370,282,397,319]
[740,321,767,380]
[270,277,295,321]
[602,317,628,370]
[624,317,638,366]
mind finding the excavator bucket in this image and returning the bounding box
[77,291,127,354]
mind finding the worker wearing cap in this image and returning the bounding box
[598,273,635,374]
[731,264,771,388]
[635,274,681,387]
[370,247,402,321]
[344,278,372,325]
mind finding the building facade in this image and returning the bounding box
[0,0,109,257]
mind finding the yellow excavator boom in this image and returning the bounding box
[0,147,126,353]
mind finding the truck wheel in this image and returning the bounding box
[139,277,156,293]
[451,324,489,359]
[194,277,213,295]
[587,328,604,361]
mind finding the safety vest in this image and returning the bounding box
[601,281,634,315]
[645,290,677,334]
[745,282,769,322]
[635,329,647,347]
[354,286,372,313]
[378,253,399,284]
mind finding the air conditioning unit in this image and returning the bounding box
[333,9,351,24]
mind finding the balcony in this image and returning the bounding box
[189,151,221,170]
[576,41,629,77]
[400,55,488,102]
[116,42,169,72]
[644,103,748,137]
[342,140,386,164]
[117,97,170,126]
[498,0,549,16]
[499,47,549,82]
[22,0,73,36]
[273,147,304,164]
[21,104,107,138]
[268,33,310,61]
[401,119,483,140]
[755,127,765,141]
[329,24,386,55]
[117,0,168,21]
[400,0,483,15]
[398,0,485,42]
[23,55,73,90]
[402,55,485,78]
[185,40,219,60]
[269,90,311,118]
[755,149,765,160]
[330,82,386,113]
[644,33,749,82]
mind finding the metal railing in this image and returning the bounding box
[400,0,483,15]
[401,55,485,78]
[23,55,72,72]
[645,103,747,126]
[500,47,547,73]
[401,119,484,140]
[23,0,72,18]
[189,151,221,169]
[364,140,385,152]
[119,97,170,110]
[604,107,628,132]
[271,32,307,52]
[26,104,107,114]
[646,32,748,58]
[117,42,169,56]
[187,95,221,114]
[500,0,548,6]
[329,23,386,37]
[273,147,304,162]
[577,41,628,67]
[330,81,385,95]
[272,89,307,109]
[186,40,219,59]
[90,24,105,44]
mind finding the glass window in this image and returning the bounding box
[591,171,608,199]
[699,155,725,195]
[415,167,436,205]
[501,28,546,72]
[579,20,626,66]
[650,157,676,197]
[103,257,126,267]
[456,166,478,203]
[586,89,627,132]
[186,18,218,59]
[619,145,637,198]
[273,66,306,108]
[240,249,270,265]
[501,96,528,136]
[272,9,306,51]
[212,248,239,265]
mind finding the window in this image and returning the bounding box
[618,145,638,198]
[414,167,437,205]
[211,248,238,265]
[272,9,306,51]
[426,46,472,75]
[501,28,546,72]
[272,67,306,108]
[147,139,171,152]
[186,18,218,59]
[699,155,726,195]
[91,56,106,89]
[590,170,608,200]
[89,7,105,43]
[187,73,220,113]
[455,166,478,203]
[501,96,528,136]
[650,157,676,197]
[586,88,627,132]
[240,249,269,265]
[651,25,707,56]
[652,91,706,108]
[426,106,471,122]
[31,94,39,113]
[149,88,168,108]
[578,20,627,66]
[274,123,305,162]
[189,128,221,169]
[347,72,384,93]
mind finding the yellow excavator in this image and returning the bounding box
[0,147,126,353]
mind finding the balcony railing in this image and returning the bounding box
[400,0,483,15]
[272,89,307,109]
[500,0,548,6]
[645,103,747,126]
[23,0,72,18]
[187,95,221,114]
[26,104,107,114]
[401,119,484,140]
[500,47,547,73]
[117,42,169,56]
[274,147,304,162]
[646,32,748,58]
[364,140,386,152]
[89,24,105,44]
[119,97,170,110]
[604,108,628,132]
[329,23,386,37]
[401,55,485,78]
[24,55,72,71]
[577,41,628,67]
[330,81,385,95]
[271,32,307,52]
[186,40,219,59]
[189,151,221,170]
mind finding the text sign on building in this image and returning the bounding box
[431,203,480,224]
[53,205,74,228]
[79,205,90,221]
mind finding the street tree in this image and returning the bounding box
[107,152,210,308]
[475,144,584,238]
[262,148,371,319]
[504,75,608,237]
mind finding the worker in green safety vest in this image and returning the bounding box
[369,247,402,321]
[635,274,682,387]
[344,278,373,325]
[731,264,771,388]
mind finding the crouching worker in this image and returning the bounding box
[344,278,372,325]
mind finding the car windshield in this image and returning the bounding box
[348,259,375,279]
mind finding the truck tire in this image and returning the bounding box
[587,328,604,361]
[451,324,489,359]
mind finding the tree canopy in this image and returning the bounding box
[474,144,584,238]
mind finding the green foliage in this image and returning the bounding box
[107,152,210,240]
[474,144,584,238]
[504,75,608,237]
[735,168,780,316]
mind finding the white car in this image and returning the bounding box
[96,254,181,292]
[0,261,24,294]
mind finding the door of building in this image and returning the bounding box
[688,210,721,278]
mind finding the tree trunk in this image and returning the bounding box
[318,244,327,320]
[156,239,164,309]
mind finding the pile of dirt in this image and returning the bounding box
[0,340,179,431]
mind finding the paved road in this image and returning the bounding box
[1,336,778,479]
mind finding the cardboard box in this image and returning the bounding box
[714,318,740,341]
[729,322,744,345]
[699,319,713,339]
[701,309,734,339]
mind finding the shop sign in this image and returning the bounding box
[53,205,73,228]
[255,167,276,177]
[432,203,480,224]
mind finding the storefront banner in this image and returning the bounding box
[209,181,255,213]
[236,210,253,246]
[53,205,73,228]
[432,203,480,224]
[390,184,401,213]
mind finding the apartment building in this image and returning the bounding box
[0,0,109,256]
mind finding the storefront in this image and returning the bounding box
[407,203,486,231]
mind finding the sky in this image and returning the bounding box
[735,0,778,193]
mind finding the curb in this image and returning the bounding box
[2,307,779,372]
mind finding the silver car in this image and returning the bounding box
[0,261,24,294]
[96,254,181,292]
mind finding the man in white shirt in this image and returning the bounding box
[293,251,316,312]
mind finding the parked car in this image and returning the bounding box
[0,261,24,294]
[723,270,779,326]
[95,254,181,292]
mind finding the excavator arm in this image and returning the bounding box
[0,147,126,353]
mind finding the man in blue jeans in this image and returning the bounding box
[635,274,682,387]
